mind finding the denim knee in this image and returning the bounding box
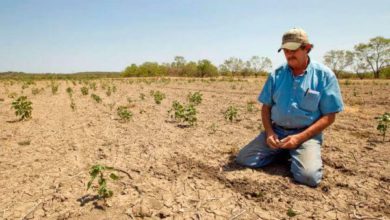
[292,167,322,187]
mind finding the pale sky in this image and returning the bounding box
[0,0,389,73]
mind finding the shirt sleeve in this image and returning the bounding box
[258,74,274,106]
[319,75,344,114]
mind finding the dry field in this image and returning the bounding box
[0,77,389,220]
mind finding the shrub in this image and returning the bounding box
[224,106,238,122]
[187,92,203,105]
[81,87,89,95]
[375,112,390,141]
[117,106,132,122]
[247,101,256,112]
[91,94,102,103]
[153,91,166,104]
[51,83,59,94]
[168,101,197,126]
[87,165,119,199]
[11,96,32,120]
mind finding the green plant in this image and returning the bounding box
[81,87,89,95]
[11,96,32,120]
[247,101,256,112]
[66,87,73,96]
[70,100,76,110]
[287,208,297,217]
[117,106,132,122]
[168,101,197,126]
[51,82,59,94]
[187,92,203,105]
[91,94,102,103]
[87,165,119,199]
[153,91,166,104]
[224,106,238,122]
[106,86,112,96]
[89,82,97,91]
[139,93,146,100]
[375,112,390,141]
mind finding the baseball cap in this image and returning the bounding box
[278,28,311,52]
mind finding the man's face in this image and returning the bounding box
[283,46,308,70]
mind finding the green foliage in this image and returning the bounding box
[89,82,97,91]
[87,165,119,199]
[31,88,44,95]
[197,59,218,77]
[152,90,166,104]
[247,101,256,112]
[187,92,203,105]
[168,101,197,126]
[91,94,102,103]
[287,208,297,217]
[122,62,168,77]
[51,82,59,94]
[375,112,390,141]
[224,106,238,122]
[11,96,32,120]
[139,93,146,100]
[66,87,73,95]
[81,86,89,95]
[117,106,132,122]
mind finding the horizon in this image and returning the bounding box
[1,0,389,73]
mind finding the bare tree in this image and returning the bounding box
[354,36,390,78]
[323,50,353,77]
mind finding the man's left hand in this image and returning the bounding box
[279,135,302,149]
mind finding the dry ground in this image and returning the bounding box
[0,77,389,220]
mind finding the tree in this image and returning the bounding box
[323,50,353,77]
[170,56,187,76]
[351,51,369,79]
[197,59,218,77]
[222,57,245,76]
[354,36,390,78]
[122,64,138,77]
[183,61,198,77]
[248,56,272,77]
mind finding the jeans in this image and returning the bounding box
[236,126,323,187]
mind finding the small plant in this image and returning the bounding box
[66,87,73,96]
[51,82,59,94]
[287,208,297,217]
[87,165,119,199]
[187,92,203,105]
[11,96,32,120]
[70,100,76,111]
[89,82,97,91]
[375,112,390,141]
[127,97,132,104]
[31,88,43,95]
[168,101,197,126]
[106,86,112,96]
[91,94,102,103]
[117,106,132,122]
[153,91,166,104]
[224,106,238,122]
[139,93,146,100]
[81,87,89,95]
[247,101,256,112]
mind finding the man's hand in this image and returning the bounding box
[266,133,281,149]
[279,135,302,149]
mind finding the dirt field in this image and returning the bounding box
[0,77,389,220]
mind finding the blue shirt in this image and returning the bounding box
[258,59,344,129]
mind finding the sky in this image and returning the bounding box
[0,0,389,73]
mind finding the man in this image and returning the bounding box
[236,28,344,187]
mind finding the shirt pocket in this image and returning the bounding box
[299,89,320,112]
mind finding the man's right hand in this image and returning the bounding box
[266,132,281,149]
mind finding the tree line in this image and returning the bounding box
[122,56,272,78]
[323,36,389,78]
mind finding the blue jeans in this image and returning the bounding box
[236,126,323,187]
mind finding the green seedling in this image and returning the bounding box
[87,165,119,199]
[81,87,89,95]
[153,91,166,104]
[224,106,238,122]
[91,94,102,103]
[247,101,256,112]
[117,106,132,122]
[287,208,297,217]
[139,93,146,100]
[375,112,390,141]
[168,101,197,126]
[11,96,32,120]
[51,83,59,94]
[187,92,203,105]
